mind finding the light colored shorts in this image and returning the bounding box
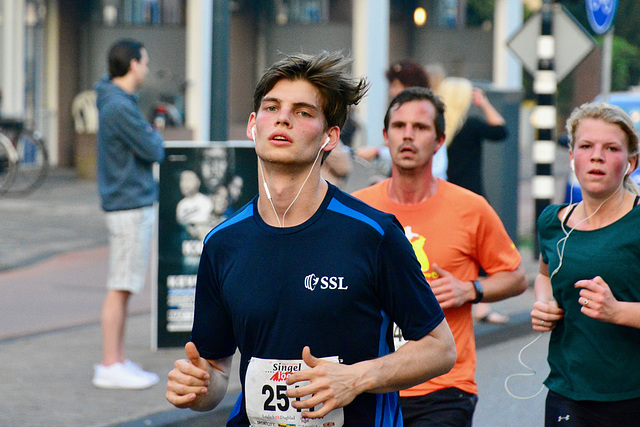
[105,206,155,294]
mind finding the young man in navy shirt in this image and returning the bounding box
[166,52,456,426]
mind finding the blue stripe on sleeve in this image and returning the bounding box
[204,203,254,244]
[327,199,385,236]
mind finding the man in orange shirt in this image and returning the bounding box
[353,87,527,426]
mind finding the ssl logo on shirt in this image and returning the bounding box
[304,274,348,291]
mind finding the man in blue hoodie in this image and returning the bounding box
[93,39,165,389]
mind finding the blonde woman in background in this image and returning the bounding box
[439,77,508,196]
[439,77,511,324]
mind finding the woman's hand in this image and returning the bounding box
[531,300,564,332]
[575,276,623,323]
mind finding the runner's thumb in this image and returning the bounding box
[432,263,449,277]
[302,346,321,368]
[185,341,202,366]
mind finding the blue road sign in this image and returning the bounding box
[585,0,618,34]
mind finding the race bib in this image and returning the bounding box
[245,356,344,427]
[393,323,408,351]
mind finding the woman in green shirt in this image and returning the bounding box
[532,102,640,426]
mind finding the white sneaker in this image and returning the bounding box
[124,359,160,384]
[92,362,158,389]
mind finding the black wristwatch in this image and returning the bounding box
[471,280,484,304]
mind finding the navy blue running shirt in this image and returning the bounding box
[191,183,444,426]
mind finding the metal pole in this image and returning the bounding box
[601,28,613,102]
[493,0,523,89]
[209,0,230,142]
[1,0,26,118]
[352,0,389,150]
[532,0,557,257]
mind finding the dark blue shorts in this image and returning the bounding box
[400,387,478,427]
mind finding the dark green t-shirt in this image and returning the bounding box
[538,203,640,401]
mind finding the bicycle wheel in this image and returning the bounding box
[0,131,18,195]
[8,129,49,195]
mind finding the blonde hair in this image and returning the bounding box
[425,63,447,92]
[438,77,473,147]
[566,102,640,195]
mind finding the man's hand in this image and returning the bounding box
[285,346,362,419]
[166,342,212,408]
[429,263,474,309]
[355,146,380,162]
[472,88,488,107]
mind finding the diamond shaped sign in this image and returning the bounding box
[507,4,596,82]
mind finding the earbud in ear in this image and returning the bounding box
[570,159,575,171]
[626,162,632,175]
[251,126,256,141]
[321,137,330,149]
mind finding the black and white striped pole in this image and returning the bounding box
[532,0,556,256]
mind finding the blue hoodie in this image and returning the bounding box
[94,75,165,212]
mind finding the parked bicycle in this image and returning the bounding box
[0,118,49,196]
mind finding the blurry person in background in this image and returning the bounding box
[93,38,164,389]
[356,59,448,182]
[439,77,507,198]
[425,63,447,94]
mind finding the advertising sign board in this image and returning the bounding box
[154,140,257,348]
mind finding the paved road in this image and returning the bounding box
[0,169,107,271]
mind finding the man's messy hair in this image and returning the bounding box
[252,51,369,130]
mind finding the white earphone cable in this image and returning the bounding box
[551,177,625,281]
[281,145,326,227]
[258,138,327,228]
[258,158,283,227]
[504,333,546,399]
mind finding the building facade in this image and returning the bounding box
[1,0,516,170]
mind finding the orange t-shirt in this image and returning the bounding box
[352,178,521,396]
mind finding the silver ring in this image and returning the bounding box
[540,320,545,326]
[583,299,589,307]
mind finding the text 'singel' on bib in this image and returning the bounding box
[245,356,344,427]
